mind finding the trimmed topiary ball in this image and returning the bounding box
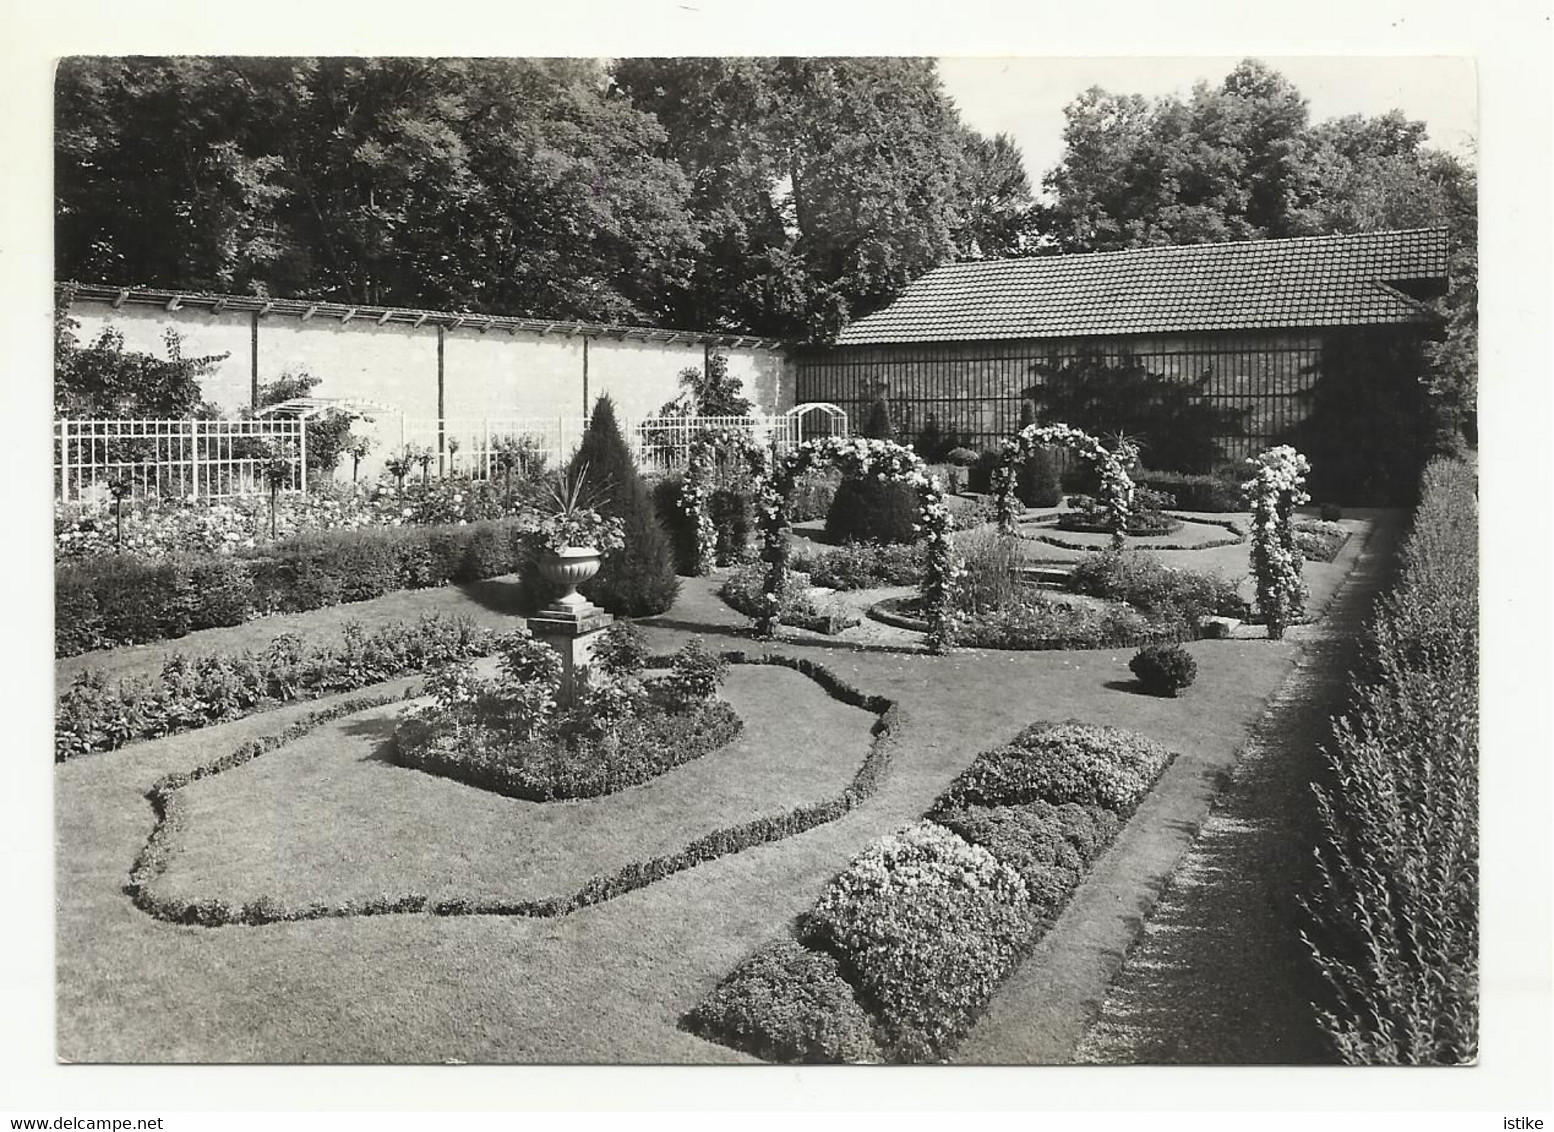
[1129,643,1198,697]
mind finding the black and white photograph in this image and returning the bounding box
[4,0,1550,1125]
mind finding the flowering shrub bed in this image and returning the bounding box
[932,801,1119,917]
[756,437,958,652]
[1068,549,1248,628]
[55,613,491,761]
[1305,457,1478,1065]
[56,520,532,657]
[55,477,535,563]
[681,938,885,1064]
[391,626,741,801]
[686,719,1179,1063]
[937,722,1175,816]
[804,822,1036,1062]
[717,563,860,635]
[1243,446,1311,639]
[788,541,926,590]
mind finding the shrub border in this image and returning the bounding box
[124,651,901,928]
[684,718,1182,1063]
[867,595,1197,651]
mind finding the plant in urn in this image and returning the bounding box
[531,465,625,617]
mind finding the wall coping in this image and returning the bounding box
[61,282,789,352]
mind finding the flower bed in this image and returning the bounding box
[392,628,742,802]
[55,613,492,761]
[55,477,537,563]
[872,591,1187,651]
[718,562,860,636]
[1293,518,1350,563]
[684,721,1179,1063]
[1068,548,1248,624]
[787,541,927,590]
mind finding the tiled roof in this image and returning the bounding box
[833,228,1449,346]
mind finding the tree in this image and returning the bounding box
[253,370,356,480]
[664,353,753,418]
[565,395,680,615]
[612,56,1037,340]
[1038,60,1320,251]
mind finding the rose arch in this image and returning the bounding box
[753,436,959,654]
[678,427,773,576]
[992,423,1137,546]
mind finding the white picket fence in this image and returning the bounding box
[55,418,307,502]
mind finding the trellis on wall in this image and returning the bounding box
[793,333,1328,465]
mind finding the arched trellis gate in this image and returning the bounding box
[753,436,959,654]
[992,423,1138,547]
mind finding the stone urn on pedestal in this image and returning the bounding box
[526,474,624,702]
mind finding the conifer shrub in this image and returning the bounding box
[565,395,680,616]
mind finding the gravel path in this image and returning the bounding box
[1070,508,1406,1065]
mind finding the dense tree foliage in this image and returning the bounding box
[57,58,700,323]
[613,57,1036,340]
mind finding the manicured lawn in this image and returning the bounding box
[54,512,1384,1062]
[149,665,877,910]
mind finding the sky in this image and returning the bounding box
[935,56,1478,194]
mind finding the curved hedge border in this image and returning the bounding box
[1021,514,1247,554]
[124,651,901,928]
[867,596,1196,651]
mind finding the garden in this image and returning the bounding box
[52,381,1474,1068]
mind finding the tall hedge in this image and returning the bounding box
[1305,456,1479,1064]
[568,395,680,615]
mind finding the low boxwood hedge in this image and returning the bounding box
[55,519,532,658]
[1131,469,1245,512]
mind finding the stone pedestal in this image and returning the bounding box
[528,597,614,703]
